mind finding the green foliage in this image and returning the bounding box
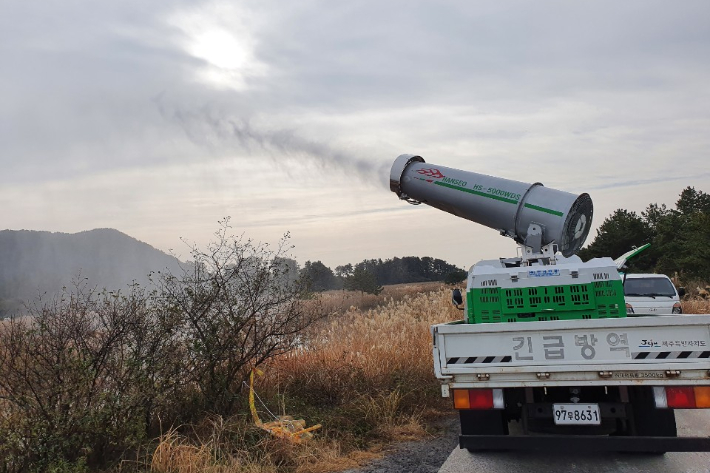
[654,195,710,280]
[334,263,353,279]
[577,209,652,269]
[675,186,710,215]
[444,269,468,286]
[355,256,462,286]
[46,458,88,473]
[301,260,338,291]
[580,187,710,281]
[301,257,465,293]
[344,267,384,295]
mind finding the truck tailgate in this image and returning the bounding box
[433,314,710,387]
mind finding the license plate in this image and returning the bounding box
[553,404,601,425]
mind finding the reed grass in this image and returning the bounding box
[682,297,710,314]
[148,285,461,473]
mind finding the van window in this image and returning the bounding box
[624,277,676,297]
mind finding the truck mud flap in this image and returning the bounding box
[460,435,710,452]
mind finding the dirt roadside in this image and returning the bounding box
[341,415,460,473]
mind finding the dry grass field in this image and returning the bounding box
[148,283,461,473]
[681,297,710,314]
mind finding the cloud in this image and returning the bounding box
[1,0,710,268]
[590,172,710,191]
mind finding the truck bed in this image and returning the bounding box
[433,314,710,389]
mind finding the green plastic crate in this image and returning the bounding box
[466,280,626,324]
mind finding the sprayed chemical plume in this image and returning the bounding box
[155,97,390,189]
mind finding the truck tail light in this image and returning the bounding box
[453,389,472,409]
[625,303,634,314]
[653,387,710,408]
[469,389,494,409]
[452,389,504,409]
[694,387,710,407]
[666,387,695,408]
[672,302,682,314]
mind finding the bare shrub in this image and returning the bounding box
[154,219,325,415]
[0,219,325,471]
[0,281,182,471]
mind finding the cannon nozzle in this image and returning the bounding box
[390,154,593,257]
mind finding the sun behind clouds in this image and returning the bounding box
[168,2,267,90]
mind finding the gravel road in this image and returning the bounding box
[341,415,460,473]
[343,410,710,473]
[439,410,710,473]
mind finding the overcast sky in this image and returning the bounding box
[2,0,709,270]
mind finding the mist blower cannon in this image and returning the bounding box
[390,154,626,324]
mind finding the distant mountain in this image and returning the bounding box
[0,228,183,316]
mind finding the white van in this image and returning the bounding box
[613,244,685,315]
[622,273,684,315]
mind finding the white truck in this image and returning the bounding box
[390,154,710,453]
[616,243,686,315]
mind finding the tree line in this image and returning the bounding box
[299,256,466,294]
[578,186,710,281]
